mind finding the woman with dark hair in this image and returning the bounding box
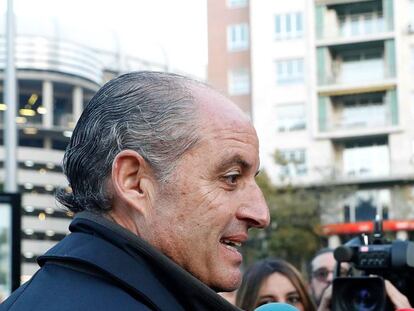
[236,258,316,311]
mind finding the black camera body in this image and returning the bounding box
[332,217,414,311]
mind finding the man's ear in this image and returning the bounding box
[111,150,155,216]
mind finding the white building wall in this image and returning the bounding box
[390,0,414,176]
[250,0,326,184]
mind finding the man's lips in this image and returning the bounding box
[219,234,247,252]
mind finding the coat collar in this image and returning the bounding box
[38,211,240,311]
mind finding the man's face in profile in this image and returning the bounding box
[143,88,270,291]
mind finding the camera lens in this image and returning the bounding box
[349,287,378,311]
[333,277,385,311]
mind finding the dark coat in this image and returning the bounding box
[1,212,240,311]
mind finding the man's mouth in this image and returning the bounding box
[220,239,242,252]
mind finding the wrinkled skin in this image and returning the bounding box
[141,86,270,291]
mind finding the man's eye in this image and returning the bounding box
[224,173,240,185]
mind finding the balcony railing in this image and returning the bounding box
[326,112,392,132]
[324,58,386,85]
[320,100,395,133]
[320,12,387,40]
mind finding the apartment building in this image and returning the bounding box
[208,0,414,246]
[208,0,252,115]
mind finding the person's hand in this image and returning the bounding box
[384,280,412,310]
[317,285,332,311]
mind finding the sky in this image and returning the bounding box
[0,0,208,78]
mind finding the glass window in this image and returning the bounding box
[53,83,73,128]
[338,48,384,83]
[296,12,303,33]
[276,103,306,132]
[285,14,291,33]
[338,9,385,38]
[277,149,307,177]
[0,203,11,298]
[83,89,95,111]
[227,24,249,52]
[343,142,389,177]
[19,136,43,148]
[275,58,304,84]
[275,15,281,34]
[228,68,250,95]
[227,0,247,8]
[343,189,390,222]
[337,92,387,129]
[275,12,303,39]
[0,87,4,127]
[52,139,69,151]
[17,80,43,126]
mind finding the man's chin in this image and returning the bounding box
[211,273,242,292]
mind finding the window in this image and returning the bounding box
[227,0,247,8]
[227,24,249,51]
[228,68,250,95]
[343,140,389,177]
[277,149,307,177]
[337,92,387,129]
[54,83,73,128]
[343,189,390,222]
[276,103,306,132]
[274,12,303,39]
[275,58,304,84]
[338,48,384,83]
[17,80,43,126]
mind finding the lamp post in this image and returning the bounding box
[4,0,18,193]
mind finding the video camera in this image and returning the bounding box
[331,215,414,311]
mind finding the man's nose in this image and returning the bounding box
[237,183,270,228]
[326,271,334,283]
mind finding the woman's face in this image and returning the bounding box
[255,272,305,311]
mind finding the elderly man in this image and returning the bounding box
[2,72,269,310]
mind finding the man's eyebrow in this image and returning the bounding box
[216,155,252,172]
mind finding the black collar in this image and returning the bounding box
[38,211,240,311]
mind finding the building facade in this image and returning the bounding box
[208,0,414,246]
[0,18,167,285]
[207,0,252,116]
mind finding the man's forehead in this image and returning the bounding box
[312,252,335,269]
[192,85,249,122]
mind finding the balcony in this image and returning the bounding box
[327,104,391,131]
[317,90,399,138]
[320,12,387,43]
[316,0,394,44]
[317,40,396,92]
[335,138,390,180]
[326,58,386,85]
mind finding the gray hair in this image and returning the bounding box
[56,71,202,213]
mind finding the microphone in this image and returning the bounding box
[254,303,299,311]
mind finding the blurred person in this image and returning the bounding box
[236,258,316,311]
[309,248,336,306]
[1,71,269,310]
